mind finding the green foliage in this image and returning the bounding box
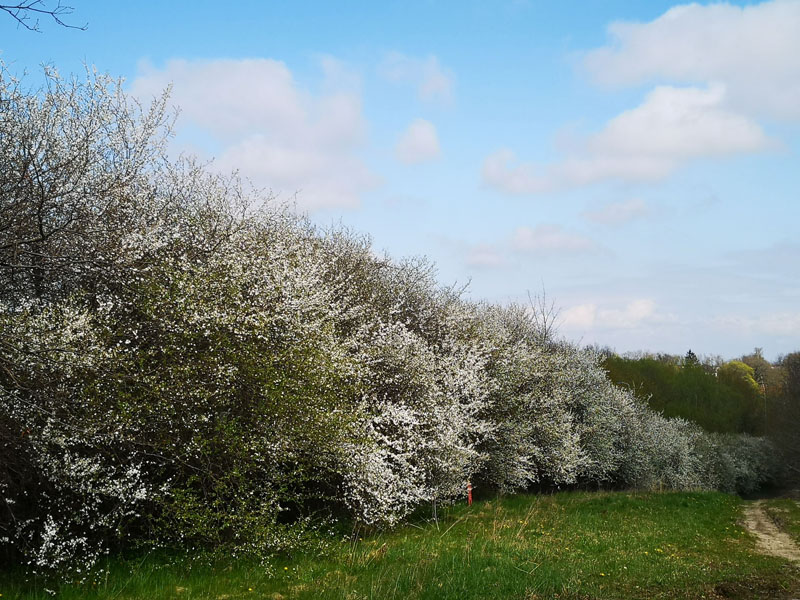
[603,349,799,483]
[602,354,765,435]
[718,361,761,396]
[771,352,800,482]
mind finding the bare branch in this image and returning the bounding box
[0,0,86,31]
[527,284,561,344]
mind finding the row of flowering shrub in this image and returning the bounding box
[0,68,779,576]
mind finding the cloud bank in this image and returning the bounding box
[131,57,378,211]
[583,0,800,120]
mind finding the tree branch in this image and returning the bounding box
[0,1,86,31]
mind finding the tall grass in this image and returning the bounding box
[3,491,798,600]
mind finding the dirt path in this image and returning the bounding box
[743,500,800,563]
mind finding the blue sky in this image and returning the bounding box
[3,0,799,360]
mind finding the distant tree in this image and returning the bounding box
[783,352,800,397]
[740,348,783,416]
[683,349,700,368]
[585,343,615,359]
[0,1,85,31]
[718,361,761,396]
[774,352,800,481]
[656,352,681,366]
[718,361,763,432]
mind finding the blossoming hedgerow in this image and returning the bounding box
[0,65,778,577]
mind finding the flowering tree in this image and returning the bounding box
[0,65,780,577]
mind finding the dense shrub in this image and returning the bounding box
[0,67,780,577]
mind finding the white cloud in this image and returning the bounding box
[486,2,792,197]
[583,198,648,225]
[395,118,441,164]
[561,303,598,329]
[213,137,376,211]
[511,225,595,254]
[583,0,800,120]
[562,299,666,330]
[588,84,770,160]
[130,57,378,211]
[379,52,454,103]
[483,84,772,195]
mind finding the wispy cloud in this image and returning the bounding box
[378,52,454,103]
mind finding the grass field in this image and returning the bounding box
[3,491,799,600]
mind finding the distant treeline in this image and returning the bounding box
[601,349,800,479]
[602,351,763,435]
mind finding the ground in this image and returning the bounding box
[744,499,800,563]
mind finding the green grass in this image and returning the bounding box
[3,491,799,600]
[763,498,800,546]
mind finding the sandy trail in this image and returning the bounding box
[743,499,800,563]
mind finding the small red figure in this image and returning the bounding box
[467,481,473,506]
